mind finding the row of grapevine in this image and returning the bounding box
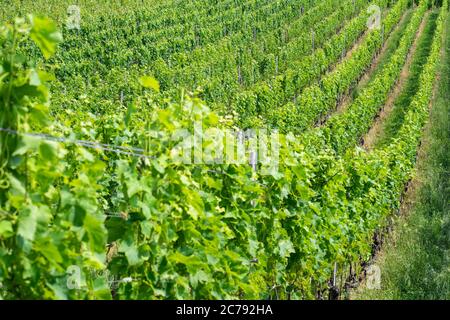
[0,0,446,301]
[83,0,446,299]
[48,0,336,108]
[337,0,448,284]
[0,17,109,299]
[231,0,391,127]
[265,0,409,133]
[7,0,374,130]
[166,0,365,104]
[301,0,430,155]
[61,0,302,64]
[37,0,326,115]
[47,0,366,120]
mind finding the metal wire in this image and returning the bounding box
[0,127,151,158]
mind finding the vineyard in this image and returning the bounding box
[0,0,448,300]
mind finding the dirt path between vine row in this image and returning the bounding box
[317,9,411,126]
[362,11,429,150]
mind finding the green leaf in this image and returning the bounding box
[106,218,128,242]
[278,239,295,258]
[138,244,151,261]
[152,159,166,174]
[139,76,160,92]
[78,147,95,162]
[124,102,136,127]
[7,173,26,196]
[125,246,140,266]
[119,236,141,266]
[17,206,38,243]
[84,214,107,253]
[31,103,51,126]
[126,177,143,198]
[17,205,51,250]
[169,251,202,267]
[39,141,59,161]
[0,221,14,238]
[187,205,200,221]
[190,270,210,288]
[34,238,63,265]
[29,15,63,59]
[13,135,41,156]
[47,282,68,300]
[93,277,112,300]
[204,176,222,190]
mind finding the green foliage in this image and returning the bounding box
[139,76,160,92]
[267,0,410,133]
[0,0,447,300]
[314,0,431,154]
[356,12,450,299]
[0,16,108,300]
[29,15,63,59]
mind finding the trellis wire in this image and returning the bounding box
[0,127,150,158]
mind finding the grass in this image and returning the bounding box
[353,11,450,300]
